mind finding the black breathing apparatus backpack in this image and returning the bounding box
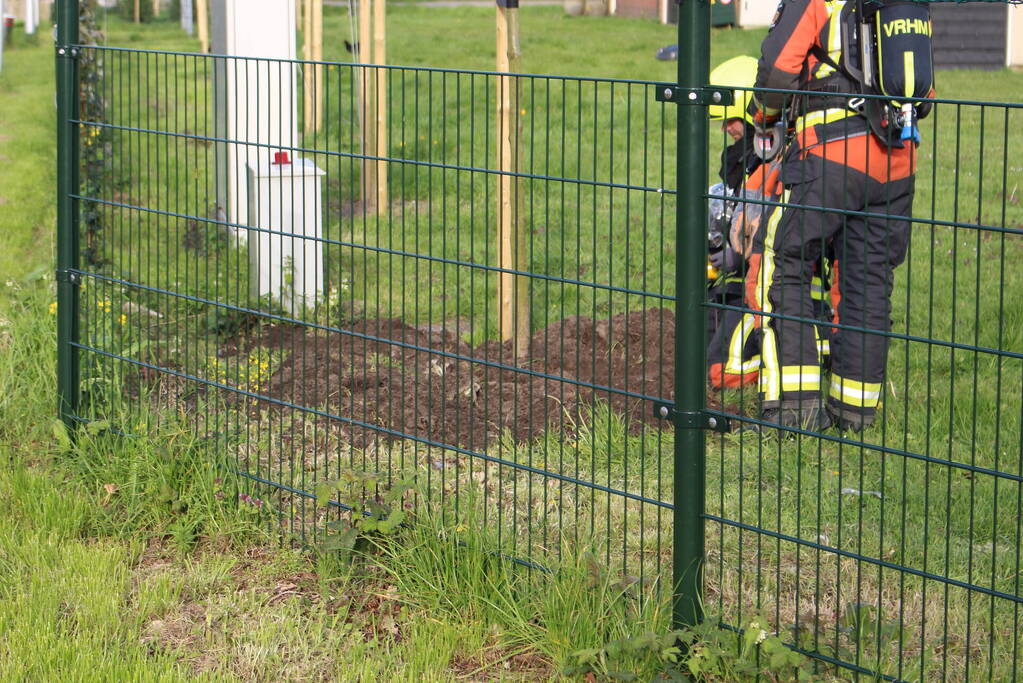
[816,0,935,146]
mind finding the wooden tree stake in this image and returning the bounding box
[373,0,387,211]
[496,2,528,356]
[358,0,375,213]
[313,0,324,131]
[303,0,313,134]
[302,0,324,136]
[196,0,209,52]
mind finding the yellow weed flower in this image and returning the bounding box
[48,301,58,315]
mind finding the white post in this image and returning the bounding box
[25,0,38,35]
[211,0,299,235]
[0,0,5,74]
[180,0,193,36]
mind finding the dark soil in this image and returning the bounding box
[240,308,694,449]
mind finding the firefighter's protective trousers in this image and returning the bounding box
[755,114,915,425]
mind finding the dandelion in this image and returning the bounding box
[118,313,127,325]
[49,301,58,315]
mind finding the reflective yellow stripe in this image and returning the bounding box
[780,365,822,393]
[760,328,781,400]
[829,375,882,408]
[758,192,788,402]
[725,313,761,375]
[816,1,847,78]
[810,276,826,301]
[818,339,831,357]
[795,107,859,134]
[904,51,915,99]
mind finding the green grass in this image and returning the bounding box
[0,21,675,682]
[5,6,1023,682]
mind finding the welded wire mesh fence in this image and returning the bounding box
[67,46,679,589]
[705,87,1023,681]
[55,8,1023,683]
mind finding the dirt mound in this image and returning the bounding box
[253,308,681,449]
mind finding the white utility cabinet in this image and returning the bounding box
[211,0,298,237]
[246,155,325,314]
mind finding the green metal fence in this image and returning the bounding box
[55,0,1023,680]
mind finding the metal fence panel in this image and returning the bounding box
[65,45,681,592]
[54,1,1023,680]
[704,67,1023,683]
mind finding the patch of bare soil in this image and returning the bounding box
[448,647,554,681]
[247,308,689,449]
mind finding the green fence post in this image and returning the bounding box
[673,0,710,630]
[56,0,80,430]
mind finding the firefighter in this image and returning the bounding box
[706,56,761,389]
[706,56,833,391]
[749,0,930,430]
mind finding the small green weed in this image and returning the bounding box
[566,615,815,682]
[313,470,419,559]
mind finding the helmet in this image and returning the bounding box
[707,55,758,125]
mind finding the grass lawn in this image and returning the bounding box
[4,5,1023,681]
[0,16,663,682]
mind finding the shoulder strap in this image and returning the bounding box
[810,43,844,75]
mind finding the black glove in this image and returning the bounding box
[709,246,741,274]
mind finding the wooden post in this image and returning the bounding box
[496,1,528,356]
[358,0,375,213]
[313,0,323,131]
[196,0,209,52]
[303,0,313,134]
[134,0,140,23]
[152,0,160,19]
[373,0,387,211]
[301,0,324,135]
